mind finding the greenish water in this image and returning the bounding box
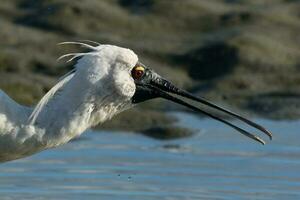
[0,112,299,200]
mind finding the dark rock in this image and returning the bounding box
[245,92,300,120]
[98,109,177,132]
[174,42,238,80]
[141,126,194,140]
[220,11,252,25]
[119,0,154,14]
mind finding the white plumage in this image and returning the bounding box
[0,43,138,162]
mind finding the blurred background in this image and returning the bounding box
[0,1,300,199]
[1,0,300,125]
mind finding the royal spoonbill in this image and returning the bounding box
[0,41,272,162]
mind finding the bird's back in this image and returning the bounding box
[0,90,31,129]
[0,90,35,161]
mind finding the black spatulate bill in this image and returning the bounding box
[131,64,273,145]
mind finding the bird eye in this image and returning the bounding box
[131,65,145,80]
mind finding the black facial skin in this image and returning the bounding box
[132,63,273,145]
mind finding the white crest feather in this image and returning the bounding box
[57,41,101,63]
[57,53,87,63]
[58,41,98,51]
[78,40,101,46]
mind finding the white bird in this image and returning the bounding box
[0,41,272,163]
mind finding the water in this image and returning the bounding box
[0,112,299,200]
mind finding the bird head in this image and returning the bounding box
[58,41,272,145]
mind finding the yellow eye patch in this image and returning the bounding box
[132,65,145,80]
[134,65,145,71]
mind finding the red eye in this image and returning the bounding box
[131,65,145,80]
